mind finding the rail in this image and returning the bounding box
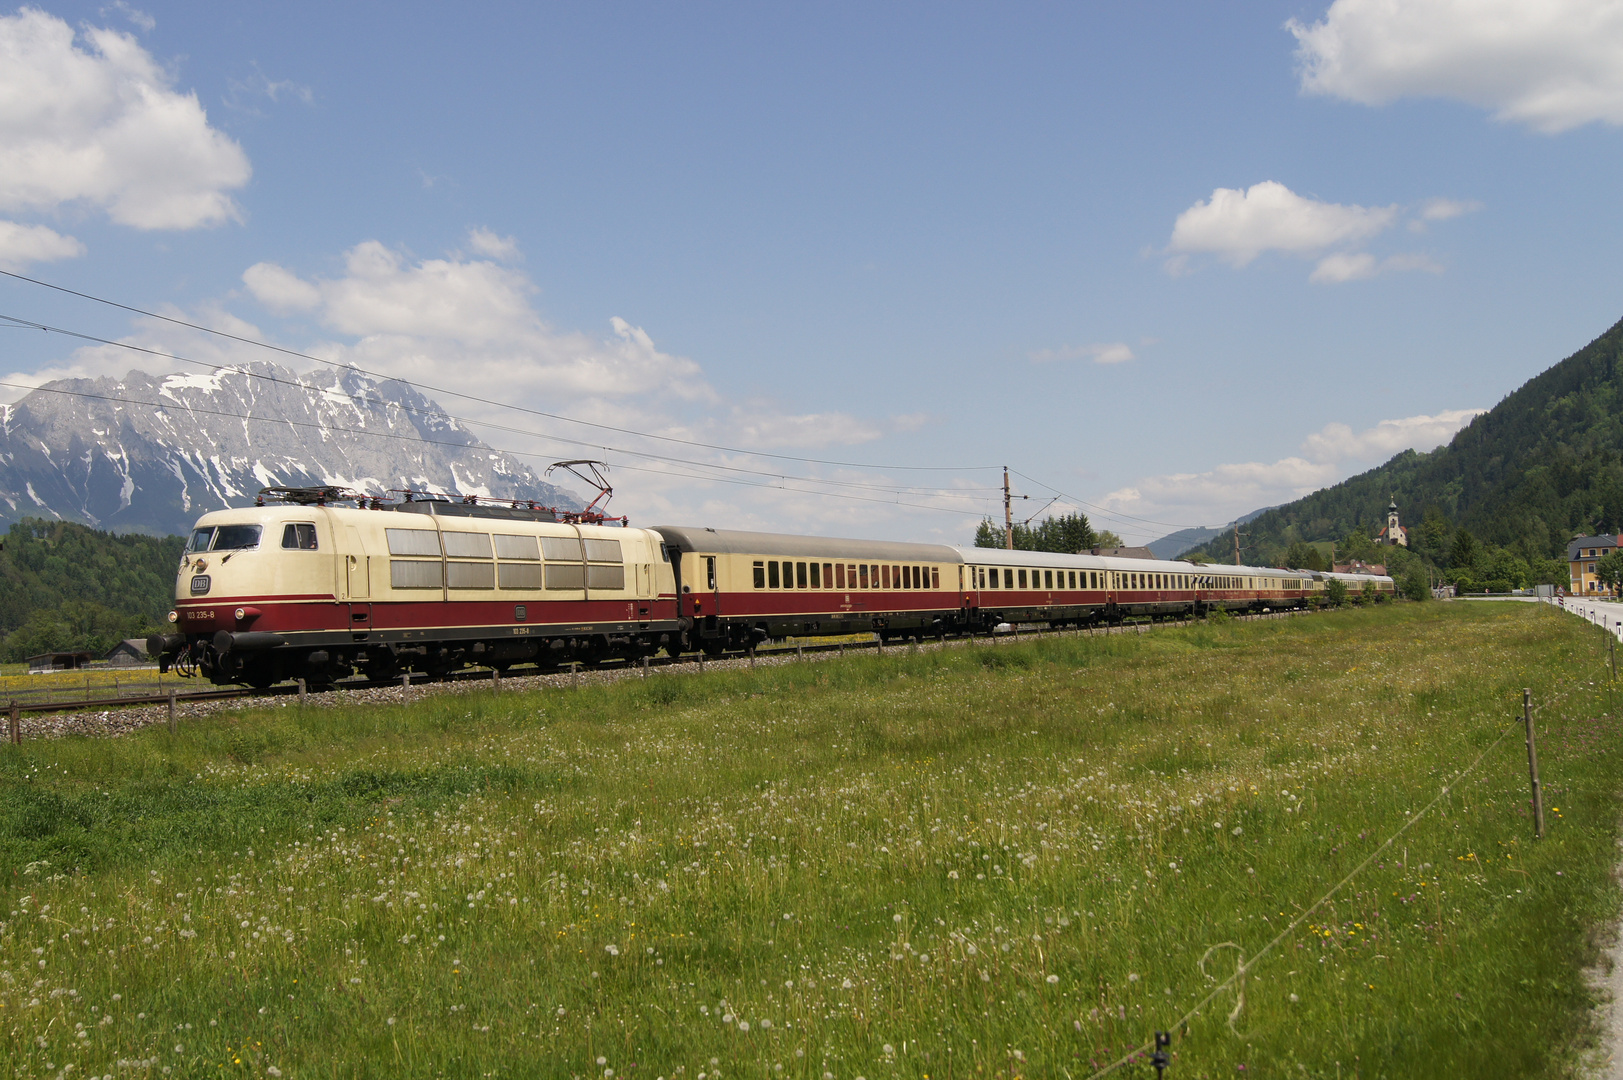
[2,608,1308,717]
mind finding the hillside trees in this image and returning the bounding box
[0,519,182,660]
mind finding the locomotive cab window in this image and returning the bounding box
[280,523,318,550]
[209,524,262,551]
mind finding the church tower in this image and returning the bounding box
[1380,497,1408,547]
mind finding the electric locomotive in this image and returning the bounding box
[148,487,681,687]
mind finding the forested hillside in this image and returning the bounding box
[1184,315,1623,585]
[0,520,183,661]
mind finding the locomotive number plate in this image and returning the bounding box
[189,574,211,594]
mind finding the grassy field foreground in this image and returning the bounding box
[0,602,1620,1078]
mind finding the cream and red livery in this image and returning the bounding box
[151,489,1395,686]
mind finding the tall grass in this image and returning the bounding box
[0,602,1616,1078]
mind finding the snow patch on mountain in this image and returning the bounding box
[0,361,581,536]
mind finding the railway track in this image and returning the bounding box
[4,608,1308,719]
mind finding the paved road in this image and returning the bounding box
[1536,595,1623,639]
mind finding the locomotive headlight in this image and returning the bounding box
[167,610,178,623]
[234,607,247,621]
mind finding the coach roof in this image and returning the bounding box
[651,526,962,563]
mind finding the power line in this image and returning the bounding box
[1009,469,1207,533]
[0,267,1000,473]
[0,311,1001,502]
[0,378,999,518]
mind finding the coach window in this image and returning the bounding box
[810,562,821,588]
[931,567,940,589]
[1042,569,1051,589]
[796,562,808,589]
[707,557,717,589]
[881,565,891,589]
[835,563,846,588]
[281,523,318,550]
[769,561,782,589]
[753,561,766,588]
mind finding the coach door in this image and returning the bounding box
[345,526,371,600]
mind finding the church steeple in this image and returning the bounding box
[1382,495,1408,547]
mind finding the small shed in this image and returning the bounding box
[105,639,150,666]
[26,651,94,673]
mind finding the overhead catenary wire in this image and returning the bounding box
[0,268,1000,473]
[0,311,1002,503]
[1010,469,1206,533]
[0,378,1000,518]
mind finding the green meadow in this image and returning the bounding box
[0,602,1618,1079]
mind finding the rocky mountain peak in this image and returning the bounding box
[0,361,579,536]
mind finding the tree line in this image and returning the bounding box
[0,519,182,662]
[972,513,1122,552]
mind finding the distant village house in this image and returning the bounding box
[1568,534,1619,595]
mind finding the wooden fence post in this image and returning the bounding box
[1524,688,1545,840]
[297,678,307,705]
[167,691,177,735]
[8,701,18,745]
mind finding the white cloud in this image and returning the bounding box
[241,262,320,312]
[99,3,155,32]
[1419,197,1483,222]
[224,63,315,113]
[466,228,520,262]
[1299,408,1484,461]
[1289,0,1623,133]
[0,8,250,230]
[1167,181,1397,268]
[724,406,884,450]
[1309,250,1442,283]
[0,220,85,270]
[1030,342,1135,365]
[1101,407,1484,533]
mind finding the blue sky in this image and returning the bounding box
[2,1,1622,544]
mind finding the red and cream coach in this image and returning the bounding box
[151,487,1394,686]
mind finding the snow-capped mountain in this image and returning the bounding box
[0,361,581,536]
